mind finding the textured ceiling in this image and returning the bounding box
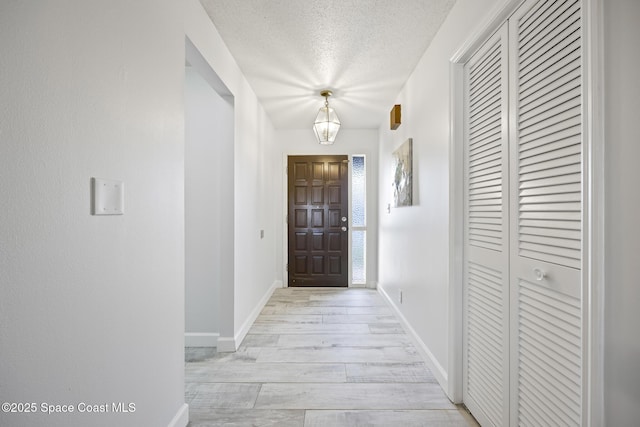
[199,0,456,129]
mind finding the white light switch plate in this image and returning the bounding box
[92,178,124,215]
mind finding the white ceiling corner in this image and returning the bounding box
[199,0,457,130]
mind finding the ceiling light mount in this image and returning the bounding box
[313,89,341,145]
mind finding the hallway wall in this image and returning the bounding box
[185,0,279,350]
[603,0,640,424]
[0,1,186,426]
[377,0,503,393]
[0,1,280,426]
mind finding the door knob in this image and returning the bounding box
[533,268,546,281]
[341,226,347,231]
[341,216,347,222]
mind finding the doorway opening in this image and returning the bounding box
[184,37,235,355]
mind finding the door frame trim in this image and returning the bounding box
[447,1,605,425]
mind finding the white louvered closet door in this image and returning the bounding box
[509,0,583,425]
[463,0,585,425]
[463,25,510,427]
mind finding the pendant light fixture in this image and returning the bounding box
[313,90,341,145]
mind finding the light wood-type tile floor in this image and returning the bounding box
[185,287,479,427]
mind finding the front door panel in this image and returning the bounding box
[288,155,348,287]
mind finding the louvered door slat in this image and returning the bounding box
[520,94,580,130]
[470,189,502,202]
[519,378,577,426]
[521,358,580,408]
[519,59,581,104]
[520,218,580,229]
[470,104,501,132]
[467,35,506,254]
[519,152,581,175]
[518,0,569,46]
[520,137,581,160]
[519,128,580,153]
[469,47,501,91]
[510,1,583,425]
[519,332,581,384]
[520,85,581,126]
[470,182,501,193]
[519,1,581,64]
[471,142,502,158]
[520,36,581,88]
[470,84,501,116]
[519,2,581,65]
[519,1,580,56]
[468,317,504,359]
[470,73,501,108]
[470,153,502,171]
[470,121,502,144]
[518,280,582,424]
[521,68,582,116]
[519,173,581,191]
[518,107,580,142]
[520,162,581,184]
[470,93,502,124]
[520,191,581,204]
[520,226,580,240]
[467,262,507,426]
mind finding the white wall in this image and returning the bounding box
[185,0,279,350]
[275,129,379,287]
[377,0,503,391]
[0,1,187,426]
[603,0,640,425]
[184,67,234,346]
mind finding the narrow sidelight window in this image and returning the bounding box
[352,155,366,284]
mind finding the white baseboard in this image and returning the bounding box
[184,332,219,348]
[217,280,280,353]
[349,281,377,289]
[167,403,188,427]
[216,336,236,353]
[234,280,279,346]
[377,285,449,395]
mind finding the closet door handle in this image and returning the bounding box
[533,268,546,281]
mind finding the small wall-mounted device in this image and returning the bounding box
[390,104,401,130]
[92,177,124,215]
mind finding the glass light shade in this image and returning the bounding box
[313,105,341,144]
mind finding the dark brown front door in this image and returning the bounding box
[288,155,348,287]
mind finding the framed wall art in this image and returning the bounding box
[392,138,413,207]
